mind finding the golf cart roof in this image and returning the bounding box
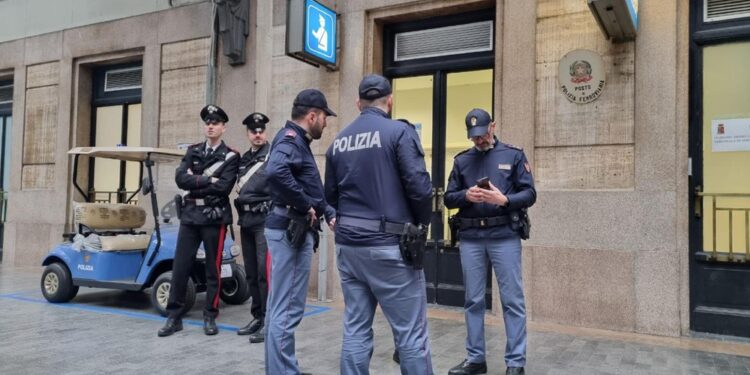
[68,147,185,162]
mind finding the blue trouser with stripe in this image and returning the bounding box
[337,243,434,375]
[264,228,313,375]
[460,235,526,367]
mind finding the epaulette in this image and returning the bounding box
[503,142,523,151]
[454,148,472,159]
[284,129,297,138]
[188,142,203,149]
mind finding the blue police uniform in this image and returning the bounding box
[324,75,434,375]
[264,91,336,374]
[444,109,536,374]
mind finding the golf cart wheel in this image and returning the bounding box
[220,263,249,305]
[40,263,79,303]
[151,271,196,317]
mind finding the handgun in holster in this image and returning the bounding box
[285,209,310,249]
[510,208,531,240]
[399,223,428,270]
[174,194,184,219]
[448,215,460,248]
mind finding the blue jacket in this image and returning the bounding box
[265,121,335,230]
[325,107,432,246]
[444,137,536,239]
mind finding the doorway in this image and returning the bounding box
[385,10,495,307]
[89,63,143,204]
[689,1,750,337]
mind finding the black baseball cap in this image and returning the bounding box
[200,104,229,123]
[359,74,392,100]
[242,112,269,131]
[293,89,337,117]
[465,108,492,138]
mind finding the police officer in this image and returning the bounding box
[235,112,272,343]
[324,74,434,374]
[158,104,239,337]
[264,89,336,375]
[444,109,536,375]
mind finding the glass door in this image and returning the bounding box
[392,68,493,307]
[90,103,142,203]
[691,40,750,336]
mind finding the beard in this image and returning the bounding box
[310,118,325,140]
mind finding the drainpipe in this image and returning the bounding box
[206,0,218,104]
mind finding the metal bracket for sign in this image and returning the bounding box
[286,0,340,71]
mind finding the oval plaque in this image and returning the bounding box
[558,49,606,104]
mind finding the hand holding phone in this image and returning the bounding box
[477,177,490,190]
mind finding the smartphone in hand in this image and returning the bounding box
[477,177,490,190]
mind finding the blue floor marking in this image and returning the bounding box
[0,291,331,330]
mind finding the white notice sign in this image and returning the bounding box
[712,118,750,152]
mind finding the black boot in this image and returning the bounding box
[237,318,263,336]
[448,359,487,375]
[249,326,266,343]
[157,317,183,337]
[203,317,218,335]
[505,367,524,375]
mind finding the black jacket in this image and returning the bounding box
[175,141,239,225]
[235,142,271,227]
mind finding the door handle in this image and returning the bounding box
[694,185,702,218]
[435,187,444,212]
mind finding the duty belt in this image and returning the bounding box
[272,206,306,218]
[337,216,406,235]
[184,198,206,207]
[458,215,509,229]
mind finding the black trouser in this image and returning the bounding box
[167,224,226,319]
[240,224,268,320]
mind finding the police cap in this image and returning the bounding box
[200,104,229,123]
[358,74,392,100]
[465,108,492,138]
[242,112,269,132]
[293,89,337,117]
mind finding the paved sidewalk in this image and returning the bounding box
[2,265,750,374]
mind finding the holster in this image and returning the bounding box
[174,194,184,219]
[399,223,428,270]
[448,215,460,247]
[510,208,531,240]
[285,210,310,249]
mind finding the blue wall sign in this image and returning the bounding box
[303,0,337,65]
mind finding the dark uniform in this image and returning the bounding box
[235,112,272,341]
[324,74,434,374]
[159,105,239,337]
[444,109,536,375]
[263,89,336,375]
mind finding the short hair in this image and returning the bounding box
[358,95,389,110]
[291,105,321,121]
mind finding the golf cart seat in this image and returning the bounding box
[73,203,151,251]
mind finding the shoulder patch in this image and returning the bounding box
[454,148,472,159]
[503,142,523,151]
[284,130,297,138]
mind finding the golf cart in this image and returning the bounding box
[40,146,249,316]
